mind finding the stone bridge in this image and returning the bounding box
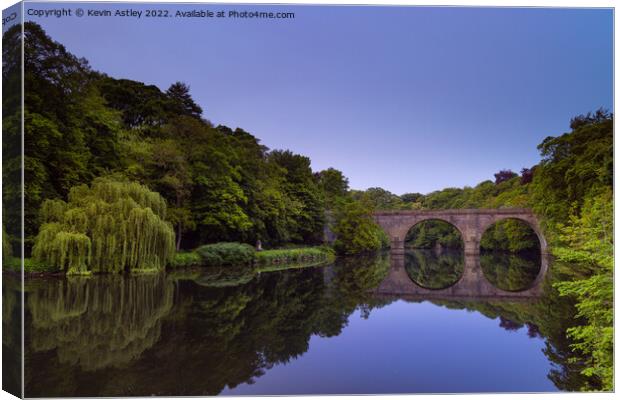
[373,208,547,256]
[371,208,549,298]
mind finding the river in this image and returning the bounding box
[3,249,591,396]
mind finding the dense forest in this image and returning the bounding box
[1,22,614,389]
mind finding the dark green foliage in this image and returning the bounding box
[531,109,612,231]
[351,187,407,210]
[405,249,464,289]
[254,246,335,266]
[480,251,541,292]
[168,245,334,274]
[480,219,540,252]
[569,108,611,130]
[332,200,389,255]
[147,117,251,248]
[169,252,203,269]
[268,150,325,243]
[18,22,331,254]
[166,82,203,119]
[406,220,463,249]
[3,24,23,257]
[22,274,174,374]
[421,187,467,209]
[553,189,613,390]
[534,114,612,390]
[400,192,424,204]
[97,77,177,129]
[9,22,124,252]
[196,242,256,267]
[316,168,349,208]
[3,257,60,273]
[317,253,391,325]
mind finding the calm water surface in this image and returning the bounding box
[3,250,588,396]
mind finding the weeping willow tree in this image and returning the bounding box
[32,178,175,274]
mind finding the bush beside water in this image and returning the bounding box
[168,252,203,269]
[196,242,256,266]
[168,243,335,269]
[255,246,335,265]
[3,257,60,274]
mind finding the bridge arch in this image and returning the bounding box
[478,215,547,255]
[403,217,465,250]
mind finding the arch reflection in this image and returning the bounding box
[404,249,464,290]
[375,252,548,300]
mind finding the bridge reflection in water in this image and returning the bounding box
[374,252,549,300]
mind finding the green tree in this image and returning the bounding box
[406,220,463,249]
[15,22,125,252]
[166,81,203,119]
[316,168,349,208]
[351,187,405,210]
[554,189,613,390]
[98,77,177,129]
[32,178,175,274]
[531,110,612,230]
[269,150,325,243]
[2,23,22,257]
[332,200,388,255]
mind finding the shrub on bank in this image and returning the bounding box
[196,242,256,266]
[3,257,60,274]
[169,251,203,268]
[167,243,336,269]
[254,246,335,265]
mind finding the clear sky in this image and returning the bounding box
[22,2,613,195]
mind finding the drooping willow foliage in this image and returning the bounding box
[32,178,175,274]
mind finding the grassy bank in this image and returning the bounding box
[168,243,335,269]
[3,257,60,274]
[4,244,336,274]
[254,246,335,266]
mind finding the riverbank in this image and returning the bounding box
[5,244,336,275]
[169,243,335,270]
[3,257,60,274]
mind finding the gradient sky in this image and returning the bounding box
[21,2,613,195]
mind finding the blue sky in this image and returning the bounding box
[23,2,613,194]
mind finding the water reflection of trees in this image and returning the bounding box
[2,275,22,396]
[23,255,391,397]
[25,274,174,373]
[405,249,464,289]
[480,251,540,291]
[19,253,601,395]
[319,252,391,328]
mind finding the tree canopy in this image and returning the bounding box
[32,178,175,274]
